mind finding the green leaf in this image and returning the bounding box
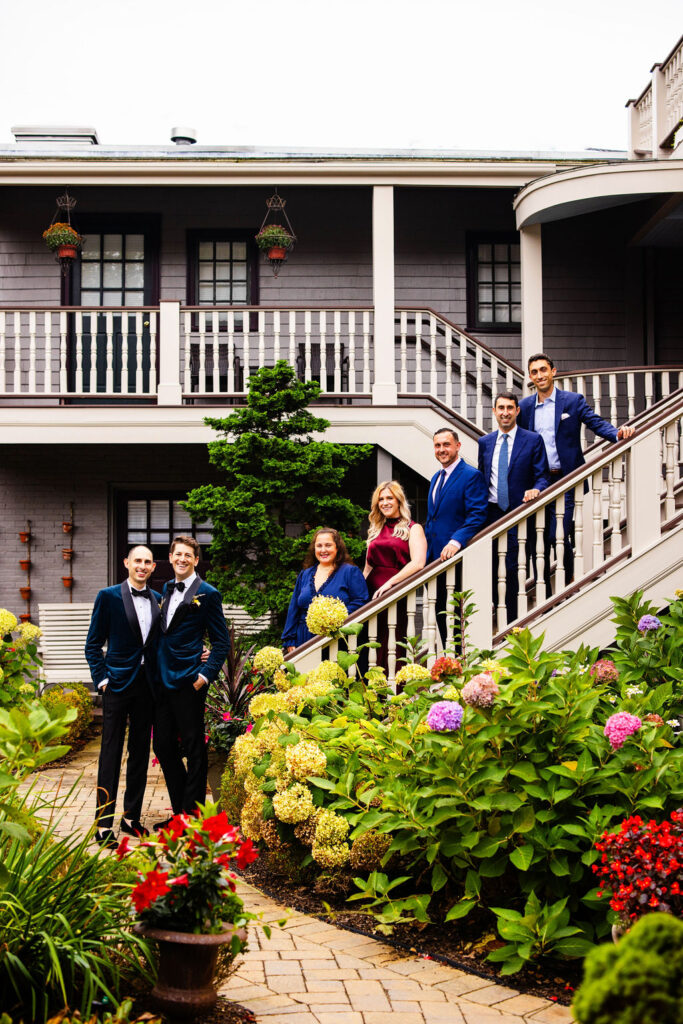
[509,845,534,871]
[431,863,448,892]
[445,899,476,921]
[512,804,535,834]
[553,936,596,958]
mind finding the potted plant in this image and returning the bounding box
[18,530,30,543]
[19,586,31,601]
[254,223,294,260]
[42,222,83,260]
[122,802,260,1018]
[62,576,73,588]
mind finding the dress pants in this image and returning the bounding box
[153,684,208,815]
[96,668,154,831]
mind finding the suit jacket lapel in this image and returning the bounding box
[507,431,523,474]
[554,389,565,433]
[435,461,463,511]
[166,575,203,632]
[120,582,143,645]
[149,592,161,638]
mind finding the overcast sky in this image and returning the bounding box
[2,1,681,152]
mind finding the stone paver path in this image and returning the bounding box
[30,736,574,1024]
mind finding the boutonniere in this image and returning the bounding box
[192,596,203,607]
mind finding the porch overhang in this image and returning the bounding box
[514,159,683,227]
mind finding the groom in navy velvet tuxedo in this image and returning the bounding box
[85,545,161,848]
[153,535,230,825]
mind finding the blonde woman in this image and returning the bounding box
[363,481,427,669]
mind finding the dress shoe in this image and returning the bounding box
[120,817,149,838]
[152,817,174,832]
[95,829,118,850]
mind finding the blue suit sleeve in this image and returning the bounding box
[202,590,231,683]
[344,566,369,614]
[576,394,618,443]
[452,469,489,549]
[281,572,304,645]
[85,590,109,686]
[532,434,550,491]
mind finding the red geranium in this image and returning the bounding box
[201,811,236,844]
[236,837,258,869]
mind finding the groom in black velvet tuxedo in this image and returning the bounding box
[85,545,161,848]
[153,535,230,824]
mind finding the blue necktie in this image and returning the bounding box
[498,434,509,511]
[434,469,446,503]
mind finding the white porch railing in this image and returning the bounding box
[0,308,158,397]
[628,33,683,156]
[289,394,683,682]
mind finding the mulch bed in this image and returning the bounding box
[133,996,256,1024]
[240,858,582,1007]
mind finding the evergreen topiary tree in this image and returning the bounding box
[183,361,373,623]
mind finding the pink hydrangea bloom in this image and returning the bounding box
[604,712,641,750]
[590,659,619,684]
[461,672,499,708]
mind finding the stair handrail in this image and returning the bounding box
[287,390,683,675]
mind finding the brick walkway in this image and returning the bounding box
[31,736,574,1024]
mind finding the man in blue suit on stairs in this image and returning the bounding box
[518,353,635,582]
[478,392,549,622]
[85,544,161,848]
[425,427,488,646]
[153,535,230,825]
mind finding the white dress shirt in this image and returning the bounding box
[166,571,197,623]
[488,425,517,504]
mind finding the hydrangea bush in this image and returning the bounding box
[0,610,43,706]
[219,591,683,975]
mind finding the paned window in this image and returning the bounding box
[197,240,250,305]
[126,499,212,550]
[80,233,147,306]
[468,235,521,332]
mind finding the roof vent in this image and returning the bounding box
[170,126,197,145]
[11,125,99,146]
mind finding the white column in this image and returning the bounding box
[520,223,543,380]
[157,300,182,405]
[627,430,662,555]
[651,64,669,157]
[372,185,397,405]
[376,447,392,484]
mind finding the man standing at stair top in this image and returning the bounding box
[478,392,550,622]
[425,427,488,646]
[85,544,161,849]
[518,352,635,581]
[518,353,635,476]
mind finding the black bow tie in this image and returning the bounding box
[170,580,186,593]
[132,588,151,599]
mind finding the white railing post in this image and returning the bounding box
[627,432,662,555]
[520,223,543,374]
[372,185,397,405]
[158,301,182,404]
[462,545,493,649]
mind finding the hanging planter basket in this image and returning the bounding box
[255,191,296,277]
[42,191,82,276]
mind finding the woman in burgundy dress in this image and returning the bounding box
[364,481,427,672]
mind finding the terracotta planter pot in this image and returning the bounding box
[62,576,73,588]
[19,531,30,543]
[19,613,32,623]
[19,586,31,600]
[62,548,74,561]
[267,245,287,260]
[134,923,247,1018]
[19,559,30,571]
[57,244,77,260]
[62,521,73,533]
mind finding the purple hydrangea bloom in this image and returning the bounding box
[426,700,463,732]
[637,614,662,634]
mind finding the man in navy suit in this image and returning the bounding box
[478,392,550,621]
[153,535,230,824]
[518,353,635,581]
[425,427,488,646]
[85,545,161,848]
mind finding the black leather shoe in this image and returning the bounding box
[95,829,118,850]
[120,817,149,838]
[152,817,174,832]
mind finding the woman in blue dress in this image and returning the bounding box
[282,527,369,651]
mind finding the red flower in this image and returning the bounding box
[201,811,235,844]
[236,838,258,869]
[160,814,189,842]
[169,873,189,887]
[116,836,131,861]
[131,869,170,912]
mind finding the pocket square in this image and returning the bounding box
[561,412,570,420]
